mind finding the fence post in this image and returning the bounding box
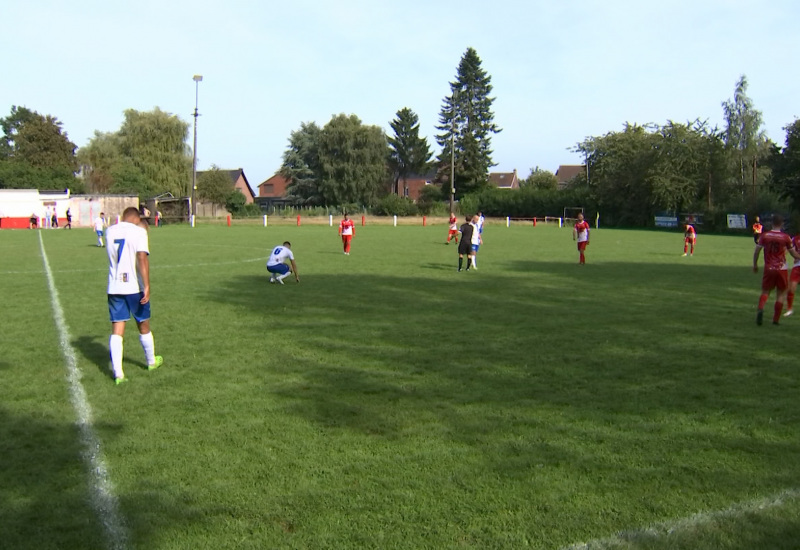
[506,216,510,227]
[533,217,537,227]
[393,215,397,227]
[297,215,301,226]
[227,215,231,227]
[423,216,426,226]
[191,215,195,228]
[361,215,365,226]
[558,218,563,228]
[264,215,268,227]
[329,214,333,227]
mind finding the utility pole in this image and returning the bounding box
[191,74,203,220]
[449,90,457,213]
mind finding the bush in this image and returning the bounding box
[374,194,419,216]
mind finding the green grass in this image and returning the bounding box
[2,222,799,549]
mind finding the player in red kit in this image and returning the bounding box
[338,213,355,255]
[682,223,696,256]
[783,233,800,317]
[572,213,590,264]
[446,213,459,244]
[753,214,800,325]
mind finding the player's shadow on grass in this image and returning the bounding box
[72,335,148,379]
[0,406,196,549]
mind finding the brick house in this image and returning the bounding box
[488,169,519,189]
[555,165,586,190]
[395,171,437,201]
[197,168,256,203]
[258,173,290,199]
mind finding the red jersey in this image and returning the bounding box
[574,220,590,242]
[684,225,696,238]
[339,219,355,236]
[759,230,793,271]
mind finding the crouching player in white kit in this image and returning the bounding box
[106,207,163,384]
[267,241,300,284]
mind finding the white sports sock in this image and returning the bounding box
[471,256,477,268]
[139,332,155,365]
[277,272,291,282]
[110,334,124,379]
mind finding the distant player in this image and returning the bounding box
[338,213,355,255]
[752,216,763,245]
[682,223,696,256]
[65,207,72,229]
[457,215,474,272]
[94,212,106,247]
[753,214,800,325]
[29,213,38,229]
[573,213,590,265]
[476,211,485,234]
[469,214,482,269]
[784,232,800,317]
[446,213,459,244]
[106,207,163,384]
[51,211,58,228]
[267,241,299,284]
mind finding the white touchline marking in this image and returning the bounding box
[38,232,129,550]
[561,487,800,550]
[0,256,267,275]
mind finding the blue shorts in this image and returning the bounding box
[471,244,480,253]
[267,263,289,275]
[96,230,103,237]
[108,293,151,323]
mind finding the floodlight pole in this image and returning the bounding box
[191,74,203,220]
[449,90,457,213]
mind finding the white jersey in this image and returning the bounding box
[106,222,150,295]
[470,222,481,245]
[477,215,485,233]
[93,216,105,231]
[267,245,294,267]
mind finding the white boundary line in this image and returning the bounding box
[562,487,800,549]
[38,232,128,550]
[0,256,266,275]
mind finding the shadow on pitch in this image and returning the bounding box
[72,335,148,380]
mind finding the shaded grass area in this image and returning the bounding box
[2,224,799,549]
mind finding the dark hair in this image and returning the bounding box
[283,241,291,247]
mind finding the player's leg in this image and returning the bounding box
[275,263,291,283]
[133,297,161,369]
[683,239,688,256]
[773,272,789,324]
[757,273,775,325]
[785,269,799,316]
[108,296,129,382]
[690,239,695,255]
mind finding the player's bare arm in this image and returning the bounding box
[138,251,151,303]
[753,245,763,273]
[290,259,299,282]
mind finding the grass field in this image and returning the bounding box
[2,220,800,550]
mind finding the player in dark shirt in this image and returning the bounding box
[457,216,474,272]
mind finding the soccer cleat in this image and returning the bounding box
[457,268,462,272]
[114,376,128,385]
[277,277,285,285]
[682,253,687,257]
[784,309,794,317]
[756,310,763,326]
[148,356,163,371]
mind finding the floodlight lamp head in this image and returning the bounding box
[193,75,203,82]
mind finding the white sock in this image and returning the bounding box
[277,272,291,282]
[110,334,124,378]
[471,256,477,268]
[139,332,155,365]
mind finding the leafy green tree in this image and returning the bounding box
[226,189,247,215]
[0,105,79,189]
[722,75,765,194]
[317,114,389,205]
[108,157,154,196]
[388,108,432,196]
[769,119,800,209]
[521,167,558,190]
[435,47,501,199]
[197,165,233,215]
[77,131,122,192]
[116,108,191,197]
[280,122,323,205]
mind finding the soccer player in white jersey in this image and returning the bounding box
[267,241,299,284]
[106,207,163,384]
[469,215,482,269]
[93,212,106,247]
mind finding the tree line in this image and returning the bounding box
[2,54,799,226]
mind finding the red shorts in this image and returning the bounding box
[685,237,696,244]
[762,269,789,292]
[791,266,800,284]
[577,241,587,251]
[448,229,458,235]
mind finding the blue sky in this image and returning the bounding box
[3,0,798,190]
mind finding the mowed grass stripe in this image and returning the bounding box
[38,231,129,550]
[3,223,800,549]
